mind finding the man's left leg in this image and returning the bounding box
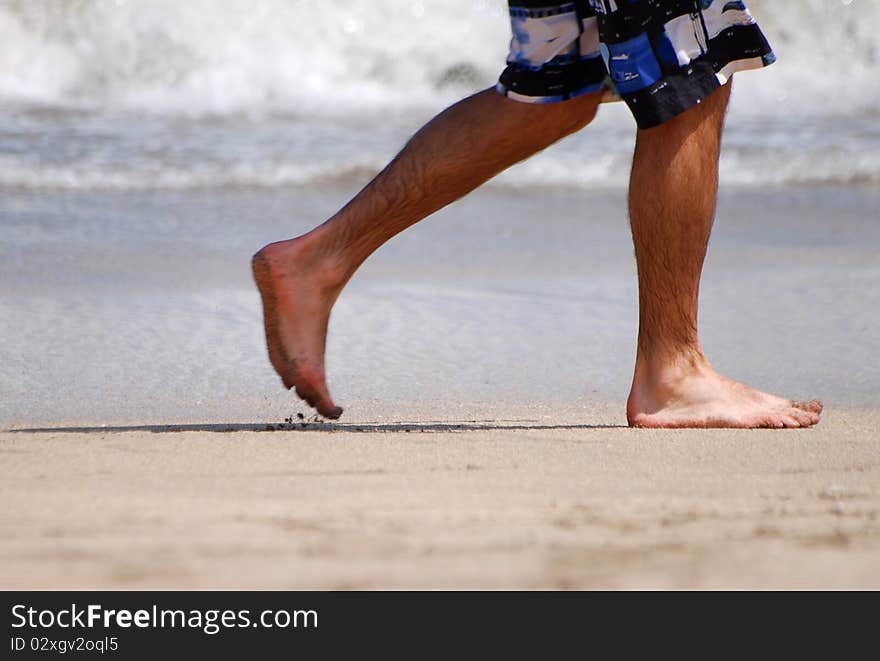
[253,89,601,418]
[626,80,822,428]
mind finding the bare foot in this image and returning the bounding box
[627,355,822,429]
[252,235,345,419]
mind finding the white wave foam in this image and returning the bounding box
[0,0,877,119]
[0,1,877,192]
[0,0,506,117]
[2,141,876,191]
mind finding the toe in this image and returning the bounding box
[793,400,823,414]
[320,404,344,420]
[759,416,785,429]
[293,383,341,419]
[780,414,802,428]
[789,408,817,427]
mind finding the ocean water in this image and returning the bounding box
[0,0,878,190]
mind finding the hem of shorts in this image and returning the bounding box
[715,53,773,86]
[632,53,775,130]
[494,81,605,104]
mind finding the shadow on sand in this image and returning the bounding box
[8,420,625,434]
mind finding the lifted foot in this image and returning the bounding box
[252,236,345,419]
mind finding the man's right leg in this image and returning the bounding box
[625,81,821,428]
[253,88,602,418]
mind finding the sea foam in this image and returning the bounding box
[0,0,877,191]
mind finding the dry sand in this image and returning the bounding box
[2,405,878,590]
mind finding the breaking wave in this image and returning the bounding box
[0,0,877,190]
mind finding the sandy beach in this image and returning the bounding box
[2,182,879,589]
[2,406,878,590]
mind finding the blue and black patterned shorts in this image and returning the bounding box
[497,0,775,128]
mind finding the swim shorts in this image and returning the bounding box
[497,0,775,128]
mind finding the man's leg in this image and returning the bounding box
[626,80,821,428]
[253,88,602,418]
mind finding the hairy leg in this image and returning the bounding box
[253,88,602,417]
[626,81,821,428]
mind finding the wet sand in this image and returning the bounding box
[2,185,878,427]
[2,406,878,589]
[1,184,878,589]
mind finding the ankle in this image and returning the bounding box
[258,232,349,291]
[633,346,711,389]
[628,348,713,417]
